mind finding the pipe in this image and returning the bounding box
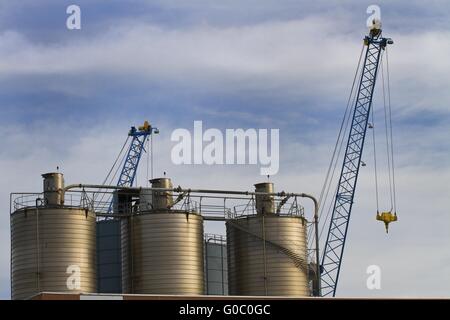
[35,198,41,294]
[262,215,268,295]
[9,193,12,299]
[205,238,210,295]
[299,193,321,297]
[65,184,307,198]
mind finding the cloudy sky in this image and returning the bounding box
[1,0,449,299]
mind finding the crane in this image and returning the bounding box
[320,22,394,297]
[103,121,159,213]
[116,121,158,188]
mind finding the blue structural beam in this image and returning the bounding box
[108,121,158,213]
[320,32,392,297]
[117,134,147,187]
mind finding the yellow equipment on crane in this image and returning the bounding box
[376,211,397,233]
[138,120,151,132]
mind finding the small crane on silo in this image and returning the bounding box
[318,18,398,297]
[96,121,159,213]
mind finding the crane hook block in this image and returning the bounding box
[376,211,397,233]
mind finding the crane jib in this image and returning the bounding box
[320,33,392,297]
[106,121,158,214]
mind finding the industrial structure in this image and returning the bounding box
[9,20,396,300]
[121,178,205,295]
[11,173,96,300]
[10,173,319,299]
[319,19,397,297]
[226,183,310,296]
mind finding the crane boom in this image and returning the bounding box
[108,121,158,213]
[117,123,152,187]
[320,29,393,297]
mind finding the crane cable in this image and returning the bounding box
[146,136,150,187]
[307,44,365,246]
[386,47,397,213]
[308,44,364,246]
[102,149,128,209]
[381,54,393,211]
[371,83,380,213]
[381,51,398,213]
[101,136,130,187]
[95,135,130,210]
[151,133,154,180]
[373,47,397,217]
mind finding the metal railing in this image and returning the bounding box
[11,192,93,212]
[11,190,306,220]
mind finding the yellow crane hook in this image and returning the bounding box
[376,211,397,233]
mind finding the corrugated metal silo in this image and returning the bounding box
[204,234,228,295]
[226,183,309,296]
[11,173,96,300]
[122,178,205,295]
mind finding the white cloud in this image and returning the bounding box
[2,17,450,115]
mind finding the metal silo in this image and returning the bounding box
[226,183,309,296]
[11,173,96,300]
[122,178,205,295]
[149,178,174,210]
[254,182,275,215]
[204,234,228,295]
[42,172,65,206]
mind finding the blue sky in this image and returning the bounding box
[1,0,450,299]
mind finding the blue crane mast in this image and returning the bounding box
[117,121,157,187]
[320,25,393,297]
[107,121,159,213]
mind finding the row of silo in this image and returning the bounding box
[10,174,204,299]
[11,173,310,299]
